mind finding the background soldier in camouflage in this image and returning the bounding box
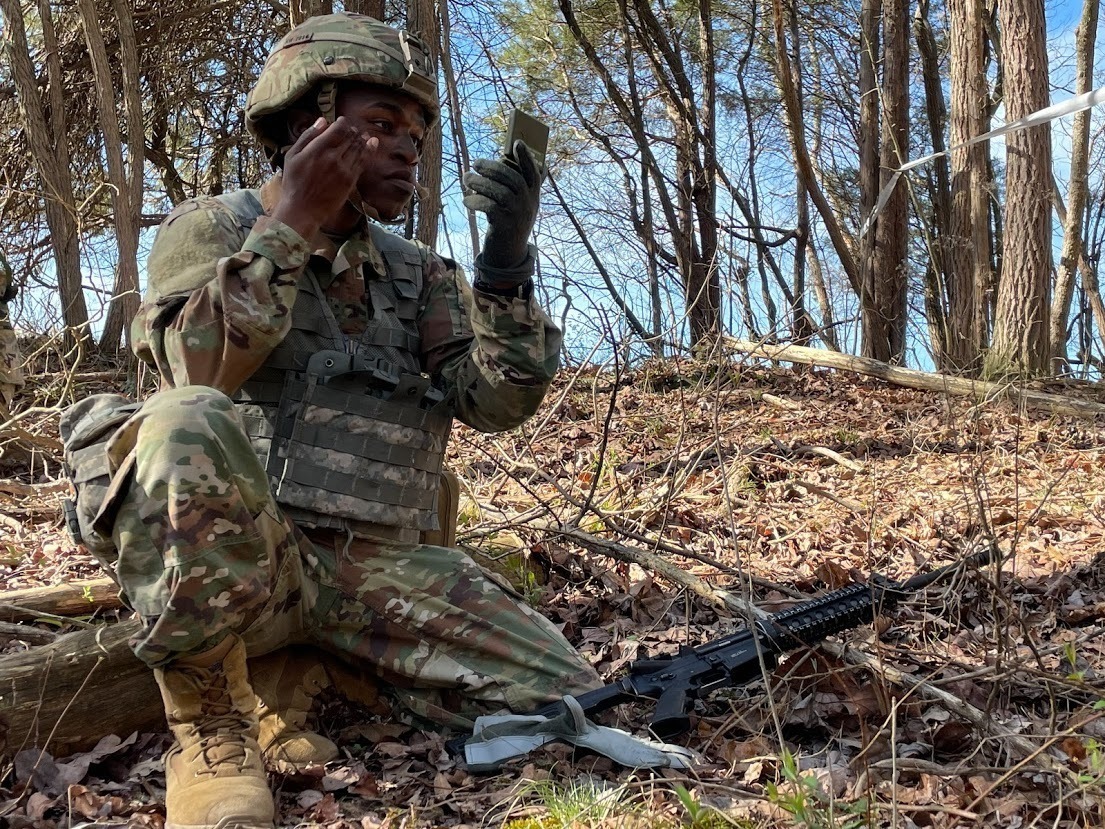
[0,251,24,417]
[94,13,599,829]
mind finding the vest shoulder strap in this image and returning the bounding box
[214,189,265,233]
[364,224,428,286]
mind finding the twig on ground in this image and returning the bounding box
[0,603,97,629]
[596,514,804,598]
[820,640,1073,780]
[544,524,768,621]
[0,423,63,453]
[870,758,1007,775]
[0,479,68,497]
[787,479,865,514]
[886,804,982,821]
[761,393,800,412]
[0,512,22,534]
[791,443,863,472]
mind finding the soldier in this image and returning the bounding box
[0,251,24,417]
[104,13,600,829]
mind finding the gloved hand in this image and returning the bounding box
[462,140,546,285]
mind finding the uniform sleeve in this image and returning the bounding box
[0,253,23,411]
[132,200,311,395]
[0,310,23,412]
[418,251,562,433]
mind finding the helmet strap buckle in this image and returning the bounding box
[316,81,338,124]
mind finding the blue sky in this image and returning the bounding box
[12,0,1105,370]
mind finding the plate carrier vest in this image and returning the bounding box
[219,190,453,544]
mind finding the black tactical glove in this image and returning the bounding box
[462,140,546,289]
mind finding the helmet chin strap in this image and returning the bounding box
[348,195,410,227]
[351,198,398,224]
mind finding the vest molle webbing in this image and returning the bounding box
[216,190,453,544]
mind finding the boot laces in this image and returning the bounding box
[181,665,253,773]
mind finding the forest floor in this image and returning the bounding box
[2,351,1105,828]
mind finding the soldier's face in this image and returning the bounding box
[336,87,427,221]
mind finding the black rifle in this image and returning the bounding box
[529,550,992,740]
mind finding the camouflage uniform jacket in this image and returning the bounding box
[132,175,562,433]
[0,251,24,413]
[132,177,561,542]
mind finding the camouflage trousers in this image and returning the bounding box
[103,386,599,728]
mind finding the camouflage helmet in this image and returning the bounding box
[245,13,439,160]
[0,251,14,304]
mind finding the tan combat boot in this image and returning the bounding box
[251,647,339,773]
[155,635,274,829]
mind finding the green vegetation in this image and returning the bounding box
[765,751,869,829]
[503,777,640,828]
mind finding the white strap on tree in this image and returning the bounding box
[462,695,702,773]
[861,85,1105,238]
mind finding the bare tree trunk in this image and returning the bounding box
[786,0,815,344]
[645,168,664,355]
[799,39,839,351]
[1082,258,1105,364]
[857,0,881,347]
[689,0,721,348]
[344,0,386,17]
[805,239,839,350]
[147,71,190,206]
[557,0,724,351]
[770,0,860,296]
[1082,192,1105,362]
[2,0,91,346]
[733,6,789,339]
[989,0,1052,377]
[914,0,952,363]
[438,0,480,259]
[1053,173,1105,369]
[409,0,442,249]
[616,0,662,354]
[290,0,333,25]
[627,0,721,348]
[946,0,992,373]
[78,0,144,354]
[1049,0,1099,370]
[674,121,701,345]
[865,0,909,363]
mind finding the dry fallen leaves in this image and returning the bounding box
[4,360,1105,826]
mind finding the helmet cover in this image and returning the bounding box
[245,13,439,157]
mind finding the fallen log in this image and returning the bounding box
[0,578,122,623]
[727,339,1105,419]
[0,619,163,760]
[0,620,385,761]
[0,621,58,646]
